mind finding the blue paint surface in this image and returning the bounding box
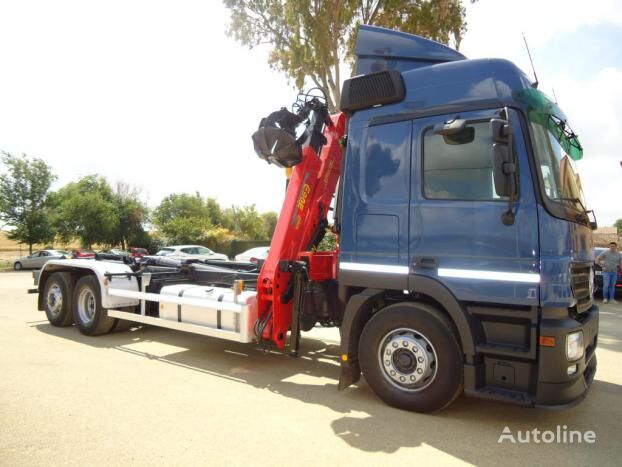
[339,26,592,310]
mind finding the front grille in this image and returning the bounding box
[571,261,593,314]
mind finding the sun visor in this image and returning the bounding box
[354,25,466,75]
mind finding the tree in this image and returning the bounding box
[615,219,622,236]
[260,211,278,239]
[224,0,472,109]
[153,193,214,244]
[223,204,265,240]
[113,182,149,249]
[0,152,57,253]
[52,176,120,248]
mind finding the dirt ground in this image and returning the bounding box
[1,271,621,466]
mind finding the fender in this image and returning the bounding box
[338,277,477,390]
[338,288,383,389]
[408,274,476,356]
[38,260,139,309]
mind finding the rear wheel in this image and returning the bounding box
[359,302,463,412]
[43,272,73,327]
[72,275,115,336]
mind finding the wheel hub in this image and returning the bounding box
[46,285,63,315]
[378,328,438,392]
[77,288,96,324]
[393,348,416,373]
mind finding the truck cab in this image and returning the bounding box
[336,25,598,410]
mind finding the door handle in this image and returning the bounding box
[413,257,438,269]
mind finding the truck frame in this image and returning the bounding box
[33,26,598,413]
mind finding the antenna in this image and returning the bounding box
[522,33,539,89]
[552,87,558,103]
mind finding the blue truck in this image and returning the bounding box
[35,25,598,413]
[335,25,598,411]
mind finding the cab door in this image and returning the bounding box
[409,108,540,306]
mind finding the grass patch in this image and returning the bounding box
[0,259,12,271]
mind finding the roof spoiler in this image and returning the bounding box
[354,25,466,75]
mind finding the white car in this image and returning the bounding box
[155,245,228,261]
[234,246,270,263]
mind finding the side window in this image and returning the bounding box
[361,121,411,203]
[181,247,196,254]
[423,121,506,200]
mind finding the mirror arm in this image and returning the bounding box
[502,111,516,226]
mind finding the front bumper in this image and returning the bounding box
[535,304,599,408]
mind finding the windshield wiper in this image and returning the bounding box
[555,197,590,222]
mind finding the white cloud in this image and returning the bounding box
[462,0,622,68]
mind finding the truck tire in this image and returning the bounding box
[43,272,73,327]
[359,302,463,412]
[72,275,115,336]
[111,317,135,333]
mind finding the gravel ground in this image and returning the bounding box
[1,271,621,466]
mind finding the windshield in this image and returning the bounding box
[515,87,587,217]
[156,248,174,256]
[530,119,586,212]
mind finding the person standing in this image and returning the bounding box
[597,242,622,304]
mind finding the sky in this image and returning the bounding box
[0,0,620,226]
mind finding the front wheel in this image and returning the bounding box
[359,302,463,412]
[72,275,115,336]
[14,262,22,271]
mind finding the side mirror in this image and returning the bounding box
[586,210,598,231]
[491,118,516,198]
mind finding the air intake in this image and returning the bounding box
[339,70,405,113]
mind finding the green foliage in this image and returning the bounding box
[615,218,622,235]
[153,193,214,244]
[51,177,149,249]
[113,182,149,249]
[0,152,57,253]
[52,176,120,248]
[224,0,472,109]
[261,211,278,239]
[223,205,265,240]
[153,193,278,246]
[316,230,337,251]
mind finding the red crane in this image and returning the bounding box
[251,96,346,351]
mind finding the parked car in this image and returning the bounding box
[13,250,70,270]
[154,245,228,261]
[71,249,96,259]
[97,249,130,261]
[234,246,269,264]
[593,247,622,297]
[99,249,129,256]
[129,247,149,258]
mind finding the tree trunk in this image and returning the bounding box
[29,243,33,255]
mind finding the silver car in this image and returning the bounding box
[154,245,228,261]
[13,250,70,270]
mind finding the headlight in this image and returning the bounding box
[566,331,584,361]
